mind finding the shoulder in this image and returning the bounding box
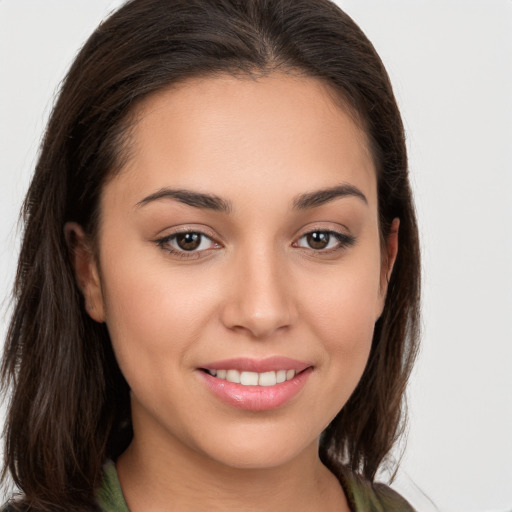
[1,500,101,512]
[339,467,415,512]
[2,460,129,512]
[96,459,130,512]
[1,462,124,512]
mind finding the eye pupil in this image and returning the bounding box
[307,232,330,249]
[176,233,201,251]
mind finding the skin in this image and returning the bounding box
[68,73,398,512]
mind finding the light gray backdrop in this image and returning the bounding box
[0,1,511,511]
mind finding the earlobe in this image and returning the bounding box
[377,217,400,318]
[64,222,106,323]
[384,218,400,284]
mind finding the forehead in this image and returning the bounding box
[108,72,377,210]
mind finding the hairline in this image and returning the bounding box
[91,66,379,245]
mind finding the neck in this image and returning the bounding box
[116,423,348,512]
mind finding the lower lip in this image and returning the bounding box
[198,368,313,411]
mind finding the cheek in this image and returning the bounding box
[98,244,218,388]
[297,250,382,407]
[310,283,375,382]
[304,251,382,346]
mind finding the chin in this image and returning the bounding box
[192,428,319,471]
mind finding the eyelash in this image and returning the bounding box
[155,229,220,259]
[294,229,356,254]
[154,228,355,259]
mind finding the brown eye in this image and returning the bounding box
[175,232,202,251]
[156,230,220,257]
[306,232,331,249]
[295,230,355,252]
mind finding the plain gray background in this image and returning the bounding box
[1,1,511,511]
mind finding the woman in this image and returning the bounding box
[1,0,420,510]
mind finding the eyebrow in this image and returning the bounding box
[136,182,367,213]
[136,188,232,213]
[292,183,368,210]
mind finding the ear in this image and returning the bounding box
[376,217,400,319]
[64,222,106,323]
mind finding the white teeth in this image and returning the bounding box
[259,371,277,386]
[207,369,298,386]
[226,369,240,383]
[240,371,259,385]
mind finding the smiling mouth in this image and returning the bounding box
[199,361,313,410]
[202,368,301,387]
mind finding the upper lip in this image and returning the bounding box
[200,356,312,373]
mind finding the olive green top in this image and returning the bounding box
[96,460,415,512]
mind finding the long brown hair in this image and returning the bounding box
[2,0,420,510]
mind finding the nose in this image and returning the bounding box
[220,247,296,339]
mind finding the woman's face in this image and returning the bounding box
[78,73,396,469]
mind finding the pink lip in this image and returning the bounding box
[197,357,313,411]
[201,356,312,373]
